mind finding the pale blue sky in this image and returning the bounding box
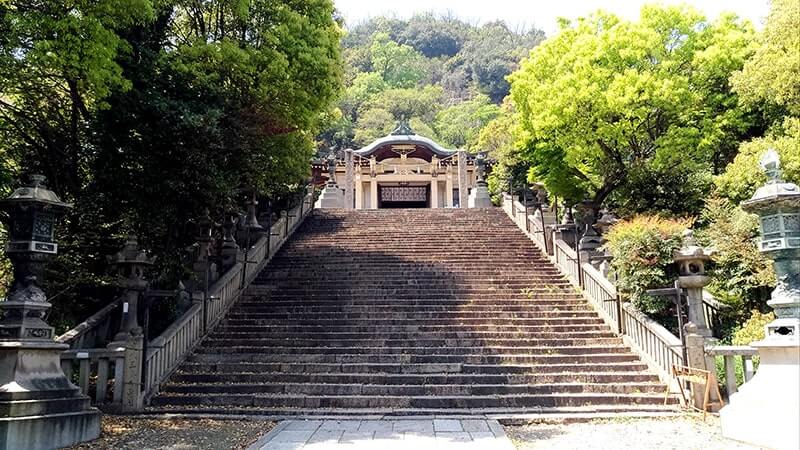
[334,0,770,34]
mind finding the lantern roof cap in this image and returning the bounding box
[743,150,800,212]
[673,229,716,262]
[0,175,72,210]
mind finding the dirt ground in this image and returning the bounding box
[505,415,764,450]
[64,416,274,450]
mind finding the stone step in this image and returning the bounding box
[206,330,616,340]
[160,382,665,396]
[213,324,612,334]
[170,372,660,385]
[150,208,669,415]
[150,392,670,409]
[200,337,623,348]
[193,346,632,357]
[184,354,645,367]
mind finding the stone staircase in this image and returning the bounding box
[150,208,673,416]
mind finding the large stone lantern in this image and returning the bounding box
[317,150,345,208]
[468,152,492,208]
[674,230,716,337]
[107,236,155,346]
[720,149,800,450]
[0,175,100,449]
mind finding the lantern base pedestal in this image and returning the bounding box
[0,341,101,450]
[468,183,492,208]
[720,337,800,450]
[316,184,344,209]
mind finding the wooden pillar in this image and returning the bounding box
[344,150,354,209]
[430,178,439,208]
[445,170,453,208]
[355,174,363,210]
[457,150,468,208]
[370,179,379,209]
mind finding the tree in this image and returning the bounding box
[0,0,342,329]
[434,94,500,149]
[459,22,544,102]
[400,13,468,58]
[716,0,800,203]
[370,32,425,88]
[354,108,394,146]
[730,0,800,116]
[509,5,757,215]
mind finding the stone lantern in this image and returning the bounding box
[0,175,100,449]
[468,152,492,208]
[720,149,800,450]
[107,236,155,346]
[317,150,344,209]
[673,229,716,337]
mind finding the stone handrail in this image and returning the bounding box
[141,192,313,400]
[60,348,126,407]
[56,296,124,349]
[502,194,685,382]
[705,345,758,398]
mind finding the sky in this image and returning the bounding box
[334,0,771,34]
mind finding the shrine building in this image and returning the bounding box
[314,122,480,209]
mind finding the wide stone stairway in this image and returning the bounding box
[150,208,671,416]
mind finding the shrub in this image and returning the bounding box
[697,197,775,340]
[604,216,692,314]
[732,310,775,345]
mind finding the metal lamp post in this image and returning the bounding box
[0,175,100,449]
[720,149,800,450]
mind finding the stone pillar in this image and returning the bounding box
[370,178,379,210]
[457,150,468,208]
[344,149,355,209]
[0,176,100,450]
[720,149,800,450]
[430,178,439,208]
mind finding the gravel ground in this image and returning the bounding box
[505,416,765,450]
[64,416,274,450]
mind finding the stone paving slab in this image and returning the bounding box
[248,418,515,450]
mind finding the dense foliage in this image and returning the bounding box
[507,5,761,216]
[603,216,691,314]
[0,0,342,329]
[321,14,543,151]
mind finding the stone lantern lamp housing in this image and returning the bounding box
[0,175,100,450]
[720,149,800,450]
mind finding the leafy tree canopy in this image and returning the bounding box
[509,5,758,215]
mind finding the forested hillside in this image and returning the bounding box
[318,14,544,151]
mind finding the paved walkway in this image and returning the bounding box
[247,418,516,450]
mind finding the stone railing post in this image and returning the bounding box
[106,236,154,412]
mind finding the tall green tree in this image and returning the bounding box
[717,0,800,203]
[510,5,757,215]
[0,0,342,328]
